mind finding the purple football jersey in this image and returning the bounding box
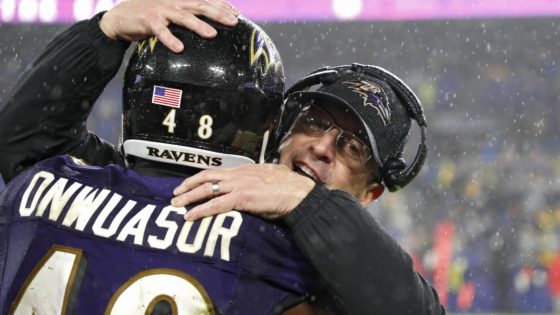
[0,155,317,314]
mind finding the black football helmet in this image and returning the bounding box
[122,17,284,169]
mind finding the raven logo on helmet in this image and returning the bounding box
[344,80,391,126]
[136,36,159,54]
[250,29,282,72]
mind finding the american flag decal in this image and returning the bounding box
[152,85,182,108]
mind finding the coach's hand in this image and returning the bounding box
[100,0,239,53]
[171,164,315,221]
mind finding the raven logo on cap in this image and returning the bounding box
[344,81,391,126]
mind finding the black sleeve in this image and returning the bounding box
[0,12,130,183]
[284,184,446,315]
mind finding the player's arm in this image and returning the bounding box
[0,14,128,183]
[0,0,239,184]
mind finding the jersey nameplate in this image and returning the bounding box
[17,170,243,262]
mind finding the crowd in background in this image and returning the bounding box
[1,17,559,313]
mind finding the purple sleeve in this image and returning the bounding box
[238,215,318,294]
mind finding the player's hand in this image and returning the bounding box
[171,164,316,221]
[99,0,240,53]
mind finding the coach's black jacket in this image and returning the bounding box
[0,13,445,315]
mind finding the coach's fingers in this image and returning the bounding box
[149,20,184,53]
[173,168,232,195]
[154,2,229,51]
[100,0,239,51]
[171,180,230,207]
[177,0,238,27]
[170,11,217,40]
[184,195,235,221]
[207,0,240,16]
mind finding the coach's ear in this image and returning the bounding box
[358,183,384,207]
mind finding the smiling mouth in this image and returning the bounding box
[294,163,320,183]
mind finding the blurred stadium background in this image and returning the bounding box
[1,0,560,313]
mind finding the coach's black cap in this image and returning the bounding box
[288,69,412,169]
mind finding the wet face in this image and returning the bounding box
[278,101,379,202]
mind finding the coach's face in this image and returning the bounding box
[277,102,384,207]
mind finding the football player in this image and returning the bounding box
[0,2,317,314]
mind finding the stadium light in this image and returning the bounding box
[39,0,57,22]
[1,0,16,22]
[18,0,38,22]
[332,0,362,20]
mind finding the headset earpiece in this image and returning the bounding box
[382,157,407,190]
[382,134,427,192]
